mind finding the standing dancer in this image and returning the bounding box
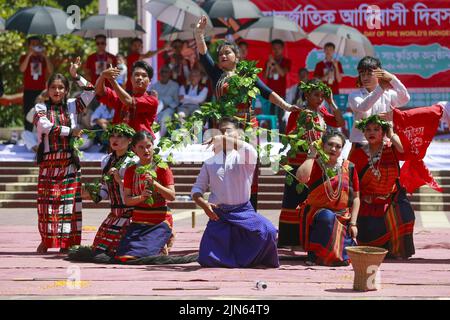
[348,56,410,146]
[83,124,137,257]
[296,131,359,266]
[95,60,158,137]
[115,131,176,261]
[348,115,415,259]
[34,74,84,253]
[278,79,344,249]
[195,15,299,210]
[192,117,279,268]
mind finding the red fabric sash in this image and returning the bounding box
[393,105,443,193]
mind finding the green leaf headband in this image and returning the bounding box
[104,123,136,139]
[355,115,391,131]
[299,81,332,98]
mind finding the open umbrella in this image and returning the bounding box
[308,23,375,57]
[6,6,73,35]
[72,14,145,38]
[237,15,307,42]
[202,0,262,19]
[160,25,227,41]
[145,0,212,31]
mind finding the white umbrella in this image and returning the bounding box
[237,15,307,42]
[308,23,375,57]
[72,14,145,38]
[160,25,227,40]
[145,0,212,31]
[202,0,262,19]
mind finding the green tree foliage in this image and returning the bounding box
[0,0,98,127]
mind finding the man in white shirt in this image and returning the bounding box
[191,117,279,268]
[177,68,208,120]
[348,56,410,144]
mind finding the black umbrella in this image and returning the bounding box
[202,0,262,19]
[6,6,73,35]
[72,14,145,38]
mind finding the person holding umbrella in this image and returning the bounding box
[19,36,53,132]
[83,35,117,87]
[194,15,300,210]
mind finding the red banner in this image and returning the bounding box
[248,0,450,90]
[156,0,449,92]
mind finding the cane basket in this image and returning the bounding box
[346,246,388,291]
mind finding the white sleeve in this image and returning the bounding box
[191,164,209,197]
[237,141,258,171]
[349,86,384,113]
[99,154,111,200]
[389,76,410,108]
[34,103,71,136]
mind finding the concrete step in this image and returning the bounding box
[0,191,285,201]
[1,197,448,212]
[410,202,450,212]
[0,199,197,210]
[0,183,37,192]
[0,174,289,185]
[409,193,450,202]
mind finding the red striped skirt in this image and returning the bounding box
[92,205,132,255]
[37,153,82,249]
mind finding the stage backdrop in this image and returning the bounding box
[157,0,449,108]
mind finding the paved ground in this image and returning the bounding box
[0,208,449,300]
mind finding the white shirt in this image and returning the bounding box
[35,98,79,153]
[437,101,450,125]
[191,141,258,206]
[179,84,208,107]
[348,76,410,143]
[90,104,115,126]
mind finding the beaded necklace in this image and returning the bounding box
[364,143,383,180]
[320,158,343,202]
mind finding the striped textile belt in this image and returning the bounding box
[362,194,392,204]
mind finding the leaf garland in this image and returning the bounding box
[101,123,136,141]
[355,114,391,132]
[299,80,332,98]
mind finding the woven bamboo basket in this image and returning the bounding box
[346,246,388,291]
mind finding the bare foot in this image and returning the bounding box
[36,242,48,254]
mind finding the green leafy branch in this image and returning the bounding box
[134,152,170,205]
[84,178,101,203]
